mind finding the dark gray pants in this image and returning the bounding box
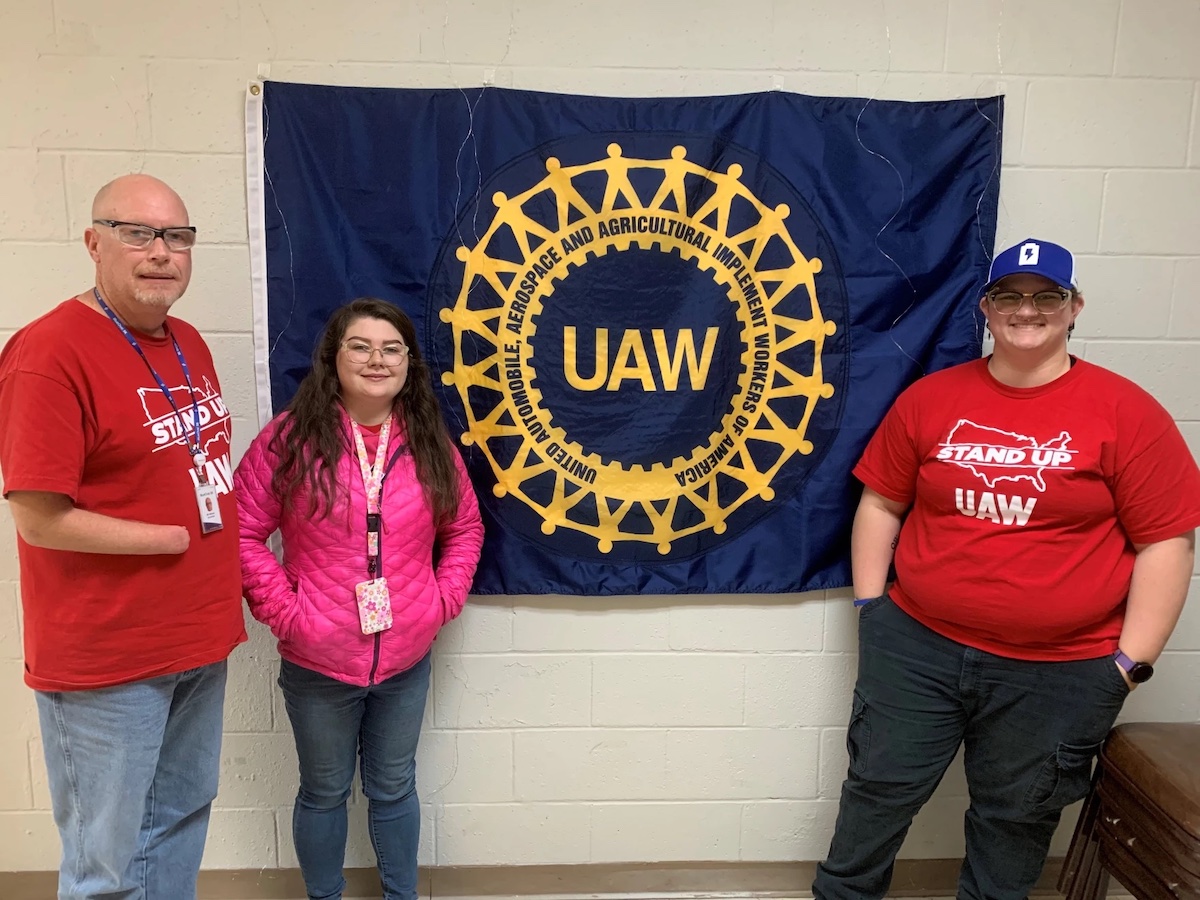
[814,597,1129,900]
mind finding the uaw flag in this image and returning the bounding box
[246,82,1001,595]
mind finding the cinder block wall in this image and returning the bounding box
[1,0,1197,872]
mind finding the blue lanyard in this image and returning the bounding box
[93,288,204,465]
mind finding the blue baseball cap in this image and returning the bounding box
[984,238,1077,293]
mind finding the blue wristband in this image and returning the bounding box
[853,595,883,608]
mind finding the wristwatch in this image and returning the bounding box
[1113,649,1154,684]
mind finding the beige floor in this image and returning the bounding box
[0,866,1136,900]
[210,891,1138,899]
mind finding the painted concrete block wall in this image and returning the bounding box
[1,0,1197,872]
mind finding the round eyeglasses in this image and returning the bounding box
[342,341,409,366]
[93,219,197,251]
[986,289,1072,315]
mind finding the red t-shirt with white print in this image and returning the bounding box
[853,357,1200,661]
[0,299,246,690]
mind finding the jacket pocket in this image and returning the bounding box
[275,573,312,645]
[433,573,454,625]
[274,590,303,643]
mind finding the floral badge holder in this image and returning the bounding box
[355,577,393,635]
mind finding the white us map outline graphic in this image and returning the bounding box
[938,418,1076,493]
[137,376,231,458]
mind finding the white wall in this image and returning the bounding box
[1,0,1198,873]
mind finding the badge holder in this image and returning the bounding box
[192,451,224,534]
[356,512,393,634]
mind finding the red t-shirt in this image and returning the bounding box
[854,357,1200,661]
[0,299,246,690]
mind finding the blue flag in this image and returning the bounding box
[252,82,1001,595]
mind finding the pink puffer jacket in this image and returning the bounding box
[235,411,483,686]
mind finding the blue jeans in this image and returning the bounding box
[813,597,1129,900]
[279,654,431,900]
[35,661,228,900]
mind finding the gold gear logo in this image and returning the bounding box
[441,143,838,555]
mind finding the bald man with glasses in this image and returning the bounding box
[0,174,246,899]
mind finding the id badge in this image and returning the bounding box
[194,482,224,534]
[355,577,393,635]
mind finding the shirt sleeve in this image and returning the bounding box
[851,386,921,506]
[0,368,88,501]
[1111,395,1200,545]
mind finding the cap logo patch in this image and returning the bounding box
[1019,242,1040,266]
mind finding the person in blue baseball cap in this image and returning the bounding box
[985,236,1078,291]
[815,237,1200,900]
[982,236,1082,349]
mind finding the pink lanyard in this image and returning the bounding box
[350,418,392,573]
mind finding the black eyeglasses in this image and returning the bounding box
[93,219,197,251]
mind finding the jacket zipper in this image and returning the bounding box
[367,442,407,687]
[368,633,382,686]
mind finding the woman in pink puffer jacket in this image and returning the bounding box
[235,298,483,900]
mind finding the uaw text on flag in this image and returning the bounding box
[248,83,1002,595]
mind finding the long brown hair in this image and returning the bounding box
[269,298,461,524]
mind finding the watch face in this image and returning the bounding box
[1129,662,1154,684]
